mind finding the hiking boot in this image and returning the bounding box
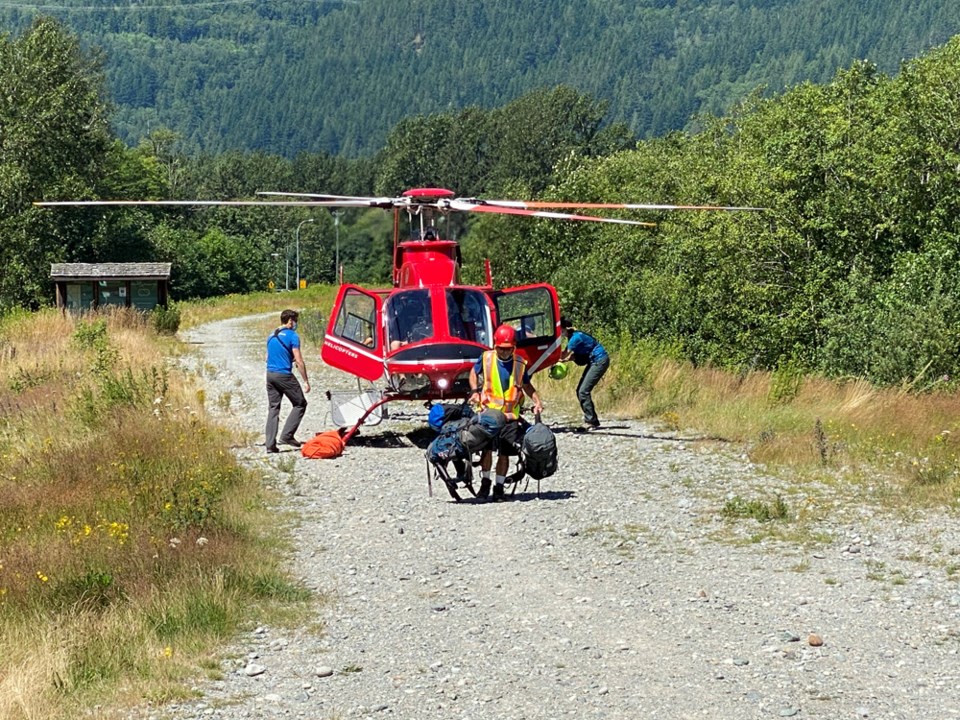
[492,483,505,501]
[266,445,280,454]
[477,478,491,499]
[280,437,302,448]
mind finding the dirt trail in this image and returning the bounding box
[137,314,960,720]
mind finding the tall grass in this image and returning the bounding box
[0,307,310,719]
[179,285,337,330]
[6,291,957,715]
[546,333,960,507]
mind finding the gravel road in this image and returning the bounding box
[136,314,960,720]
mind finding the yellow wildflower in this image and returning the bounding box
[107,521,129,545]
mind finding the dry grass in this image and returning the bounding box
[6,296,958,714]
[576,340,960,507]
[0,306,313,719]
[179,285,337,330]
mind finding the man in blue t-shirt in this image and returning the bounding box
[559,317,609,430]
[265,309,311,453]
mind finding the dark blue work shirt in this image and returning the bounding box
[473,352,531,387]
[566,331,608,364]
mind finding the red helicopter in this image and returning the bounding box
[36,187,761,443]
[252,186,682,442]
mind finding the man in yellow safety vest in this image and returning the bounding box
[468,324,543,500]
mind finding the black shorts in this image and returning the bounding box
[495,419,527,456]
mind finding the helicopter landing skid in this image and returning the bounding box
[338,391,431,445]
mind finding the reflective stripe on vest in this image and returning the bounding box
[480,350,526,418]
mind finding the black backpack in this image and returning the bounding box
[457,408,506,454]
[427,417,470,466]
[521,421,558,480]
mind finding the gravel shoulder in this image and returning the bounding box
[139,315,960,720]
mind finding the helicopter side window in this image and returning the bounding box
[387,290,433,350]
[334,291,377,348]
[517,313,547,340]
[446,289,490,344]
[497,287,555,344]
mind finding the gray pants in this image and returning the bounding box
[577,355,610,426]
[265,372,307,449]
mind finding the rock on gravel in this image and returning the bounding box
[129,315,960,720]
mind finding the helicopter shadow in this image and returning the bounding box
[551,424,704,443]
[347,431,413,449]
[507,488,576,503]
[348,424,704,449]
[404,426,437,450]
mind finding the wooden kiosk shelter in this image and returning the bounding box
[51,263,172,312]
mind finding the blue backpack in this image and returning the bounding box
[428,402,474,432]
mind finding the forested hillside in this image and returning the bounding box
[6,18,960,387]
[2,0,960,156]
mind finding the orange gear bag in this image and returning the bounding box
[301,430,345,459]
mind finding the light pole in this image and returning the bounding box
[296,218,314,290]
[333,210,341,284]
[269,228,289,291]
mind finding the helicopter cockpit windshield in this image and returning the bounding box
[446,289,491,346]
[387,290,433,350]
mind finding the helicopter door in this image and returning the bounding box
[321,285,385,382]
[492,284,562,375]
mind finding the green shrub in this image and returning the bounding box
[722,494,790,522]
[768,357,804,405]
[613,333,685,391]
[73,319,109,350]
[296,308,327,345]
[72,318,118,374]
[152,304,182,335]
[72,365,169,426]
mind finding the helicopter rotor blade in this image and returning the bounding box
[34,192,763,217]
[443,199,657,227]
[256,191,399,208]
[33,199,380,208]
[258,191,376,200]
[472,199,767,212]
